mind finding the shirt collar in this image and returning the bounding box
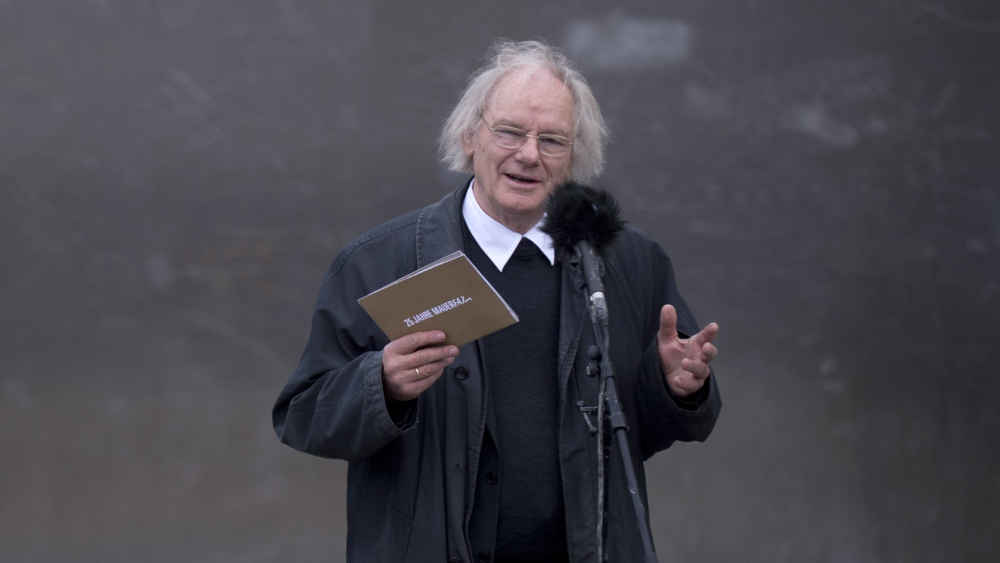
[462,179,556,272]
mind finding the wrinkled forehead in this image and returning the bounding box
[483,66,576,132]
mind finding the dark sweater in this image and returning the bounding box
[465,231,568,563]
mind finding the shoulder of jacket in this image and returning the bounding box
[326,187,462,278]
[328,208,422,277]
[606,224,670,265]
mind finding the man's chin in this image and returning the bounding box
[500,184,547,203]
[496,192,548,221]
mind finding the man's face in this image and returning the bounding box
[465,67,575,233]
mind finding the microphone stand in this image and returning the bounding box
[579,242,659,563]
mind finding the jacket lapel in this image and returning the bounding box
[557,246,588,398]
[415,182,467,268]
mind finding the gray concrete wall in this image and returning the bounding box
[3,1,998,561]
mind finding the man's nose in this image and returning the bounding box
[514,136,541,163]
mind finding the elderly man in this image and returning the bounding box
[273,40,721,563]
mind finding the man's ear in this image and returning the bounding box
[462,129,476,156]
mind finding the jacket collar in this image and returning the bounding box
[414,179,469,268]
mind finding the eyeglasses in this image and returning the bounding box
[481,117,573,158]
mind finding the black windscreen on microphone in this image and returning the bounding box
[541,182,624,255]
[542,182,624,324]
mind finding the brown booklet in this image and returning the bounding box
[358,251,518,346]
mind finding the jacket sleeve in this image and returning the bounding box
[271,247,412,462]
[633,240,722,460]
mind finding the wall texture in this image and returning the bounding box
[3,1,998,561]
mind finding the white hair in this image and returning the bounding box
[439,40,609,182]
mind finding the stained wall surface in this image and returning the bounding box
[3,1,998,561]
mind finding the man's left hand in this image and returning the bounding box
[658,304,719,397]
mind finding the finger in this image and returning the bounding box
[678,376,704,395]
[399,356,456,383]
[681,358,709,381]
[667,371,701,396]
[384,359,455,401]
[659,305,678,341]
[387,367,447,401]
[701,342,718,363]
[692,322,719,346]
[389,330,448,355]
[388,352,456,385]
[402,344,459,371]
[383,339,455,382]
[403,367,447,396]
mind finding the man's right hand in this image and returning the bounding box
[382,330,459,402]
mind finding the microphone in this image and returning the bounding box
[541,182,624,324]
[543,182,658,563]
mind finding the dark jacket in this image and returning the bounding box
[272,182,721,562]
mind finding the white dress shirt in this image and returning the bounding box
[462,180,556,272]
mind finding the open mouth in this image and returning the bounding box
[504,172,540,185]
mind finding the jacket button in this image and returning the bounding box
[454,366,469,380]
